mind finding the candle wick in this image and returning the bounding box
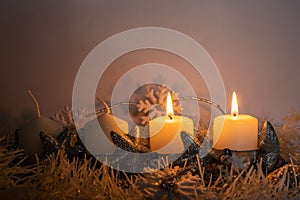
[28,90,41,118]
[168,115,173,120]
[233,113,237,117]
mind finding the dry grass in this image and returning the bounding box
[137,155,299,200]
[0,137,143,199]
[1,137,299,200]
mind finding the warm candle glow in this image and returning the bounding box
[149,91,194,154]
[231,91,239,117]
[166,92,174,118]
[213,90,258,151]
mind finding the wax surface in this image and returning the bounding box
[213,114,258,151]
[84,113,128,155]
[149,116,194,154]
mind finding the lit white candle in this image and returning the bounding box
[213,91,258,151]
[149,92,194,154]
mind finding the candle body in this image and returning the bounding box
[213,114,258,151]
[18,116,64,157]
[84,113,128,155]
[149,116,194,154]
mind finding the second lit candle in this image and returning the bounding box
[149,92,194,154]
[213,91,258,151]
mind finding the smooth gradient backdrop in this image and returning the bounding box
[1,0,300,133]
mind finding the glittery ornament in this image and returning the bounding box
[39,131,59,157]
[63,126,86,158]
[258,121,280,172]
[177,132,200,160]
[39,127,86,158]
[203,149,257,171]
[219,148,232,166]
[267,164,300,190]
[110,131,150,153]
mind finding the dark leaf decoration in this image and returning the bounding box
[55,128,70,145]
[40,127,87,159]
[179,131,200,159]
[173,132,218,170]
[110,131,150,153]
[171,132,199,168]
[258,121,280,172]
[62,126,86,157]
[267,164,300,190]
[39,131,59,157]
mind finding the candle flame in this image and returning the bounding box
[231,91,239,117]
[166,92,174,118]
